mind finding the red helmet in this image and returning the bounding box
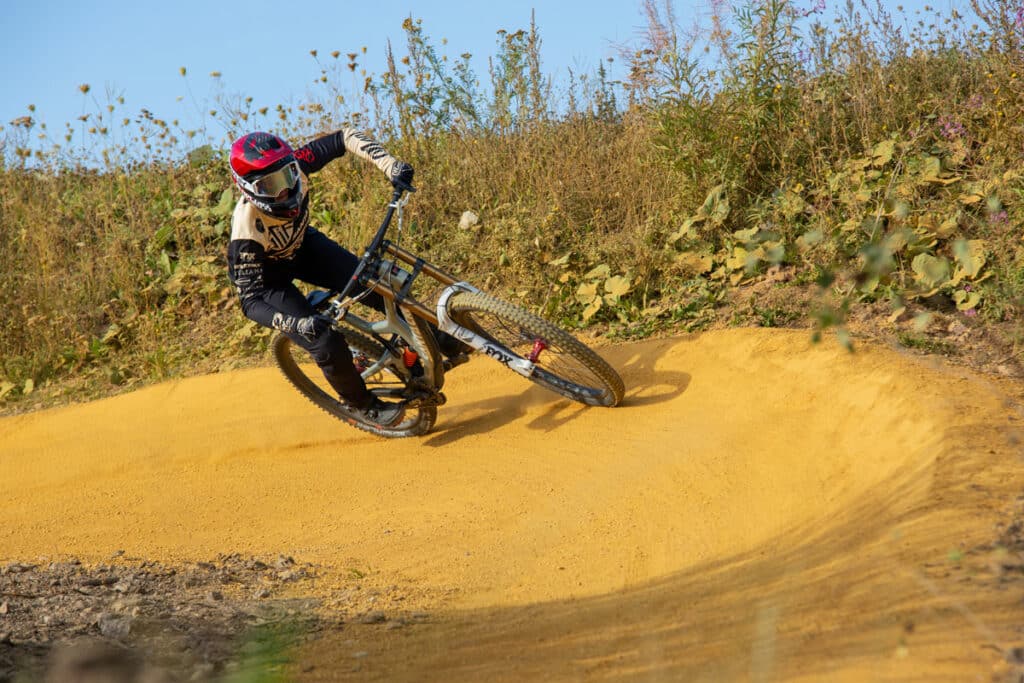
[229,132,305,218]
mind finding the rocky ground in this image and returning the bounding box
[4,502,1023,682]
[0,554,425,682]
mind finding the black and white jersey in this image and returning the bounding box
[226,128,401,330]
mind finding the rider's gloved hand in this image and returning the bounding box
[390,161,415,190]
[296,314,334,342]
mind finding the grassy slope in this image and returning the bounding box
[1,0,1022,413]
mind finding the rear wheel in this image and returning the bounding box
[447,291,624,407]
[272,327,436,438]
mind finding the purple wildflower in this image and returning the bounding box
[1016,3,1024,28]
[988,209,1009,225]
[966,93,984,110]
[937,114,966,140]
[963,308,978,317]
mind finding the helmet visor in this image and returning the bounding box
[244,161,300,199]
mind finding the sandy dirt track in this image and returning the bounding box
[2,328,1023,681]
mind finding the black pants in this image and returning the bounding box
[263,228,383,408]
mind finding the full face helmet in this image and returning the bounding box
[229,132,305,218]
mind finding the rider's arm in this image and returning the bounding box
[293,128,403,178]
[227,238,309,333]
[227,238,278,327]
[226,204,302,332]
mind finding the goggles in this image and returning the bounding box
[240,160,300,199]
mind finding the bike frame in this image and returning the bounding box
[321,189,538,392]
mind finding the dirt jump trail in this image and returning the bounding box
[1,328,1022,681]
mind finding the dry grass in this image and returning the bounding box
[1,0,1022,409]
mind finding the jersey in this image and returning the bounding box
[226,128,401,330]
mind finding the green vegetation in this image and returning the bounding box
[2,0,1023,410]
[896,331,959,356]
[220,623,302,683]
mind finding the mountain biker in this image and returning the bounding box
[226,129,416,427]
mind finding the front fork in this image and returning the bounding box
[435,283,537,379]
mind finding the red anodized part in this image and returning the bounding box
[528,339,548,363]
[229,132,293,177]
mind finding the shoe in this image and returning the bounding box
[360,398,406,428]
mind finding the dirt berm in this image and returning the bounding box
[2,328,1022,681]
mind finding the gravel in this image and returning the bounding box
[0,554,327,682]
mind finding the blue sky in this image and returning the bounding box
[4,1,651,140]
[4,0,963,153]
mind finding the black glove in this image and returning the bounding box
[390,161,415,191]
[296,314,334,342]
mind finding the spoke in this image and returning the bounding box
[469,311,603,388]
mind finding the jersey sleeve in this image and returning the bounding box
[291,128,401,178]
[227,238,281,328]
[293,130,347,175]
[341,128,400,177]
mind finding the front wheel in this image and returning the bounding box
[272,329,437,438]
[447,291,624,407]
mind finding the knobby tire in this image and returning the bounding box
[447,291,624,407]
[272,327,437,438]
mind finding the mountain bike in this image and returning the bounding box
[272,185,625,438]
